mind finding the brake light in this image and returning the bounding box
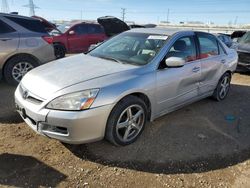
[42,36,53,44]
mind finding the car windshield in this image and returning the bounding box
[57,23,71,33]
[89,32,168,66]
[238,32,250,44]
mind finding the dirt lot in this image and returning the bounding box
[0,73,250,188]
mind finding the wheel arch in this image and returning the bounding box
[112,91,152,121]
[2,53,40,77]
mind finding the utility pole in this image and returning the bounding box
[23,0,39,16]
[234,16,238,25]
[121,8,126,21]
[1,0,9,13]
[166,8,170,23]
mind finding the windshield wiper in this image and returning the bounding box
[98,55,126,64]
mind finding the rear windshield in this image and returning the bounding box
[5,16,47,33]
[57,24,71,33]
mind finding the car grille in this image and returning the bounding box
[19,85,44,105]
[238,52,250,64]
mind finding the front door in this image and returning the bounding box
[67,24,89,53]
[156,35,201,114]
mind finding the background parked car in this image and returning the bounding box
[97,16,130,37]
[231,30,246,42]
[237,31,250,72]
[51,22,107,58]
[0,13,55,85]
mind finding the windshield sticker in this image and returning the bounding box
[147,35,168,40]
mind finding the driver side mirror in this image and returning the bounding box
[165,57,185,68]
[68,30,75,35]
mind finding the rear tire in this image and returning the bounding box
[4,55,38,86]
[54,43,66,59]
[105,96,147,146]
[212,72,231,101]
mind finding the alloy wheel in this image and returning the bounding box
[116,104,145,142]
[12,62,34,83]
[219,76,230,99]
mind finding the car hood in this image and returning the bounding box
[21,54,137,99]
[97,16,130,37]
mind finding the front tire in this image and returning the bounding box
[4,55,38,85]
[105,96,147,146]
[212,72,231,101]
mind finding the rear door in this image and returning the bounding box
[0,19,19,64]
[156,35,201,114]
[87,24,106,47]
[67,24,89,53]
[196,32,226,94]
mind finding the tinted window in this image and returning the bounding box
[198,34,219,59]
[74,24,88,35]
[0,20,15,34]
[5,16,47,33]
[166,36,197,62]
[88,24,104,34]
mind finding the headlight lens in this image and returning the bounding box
[46,89,99,111]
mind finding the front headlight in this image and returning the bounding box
[46,89,99,111]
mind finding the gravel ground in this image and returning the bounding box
[0,73,250,188]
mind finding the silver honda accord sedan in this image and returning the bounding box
[15,28,238,146]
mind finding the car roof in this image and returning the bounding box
[126,28,194,36]
[68,21,100,26]
[0,13,37,21]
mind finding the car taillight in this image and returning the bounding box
[42,36,53,44]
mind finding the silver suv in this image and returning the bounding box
[0,13,55,85]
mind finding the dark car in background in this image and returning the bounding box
[0,13,55,85]
[237,31,250,72]
[231,30,246,42]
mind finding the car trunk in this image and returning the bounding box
[97,16,130,37]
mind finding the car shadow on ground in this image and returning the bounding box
[65,83,250,175]
[0,81,22,124]
[0,153,67,187]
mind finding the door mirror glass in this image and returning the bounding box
[165,57,185,67]
[68,30,75,35]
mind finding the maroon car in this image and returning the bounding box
[34,16,130,58]
[53,22,107,57]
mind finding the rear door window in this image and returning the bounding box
[88,24,104,34]
[74,24,88,35]
[197,33,219,59]
[0,20,16,34]
[5,16,47,33]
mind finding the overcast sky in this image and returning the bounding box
[5,0,250,24]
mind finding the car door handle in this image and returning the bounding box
[0,38,12,41]
[221,59,226,64]
[192,67,200,73]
